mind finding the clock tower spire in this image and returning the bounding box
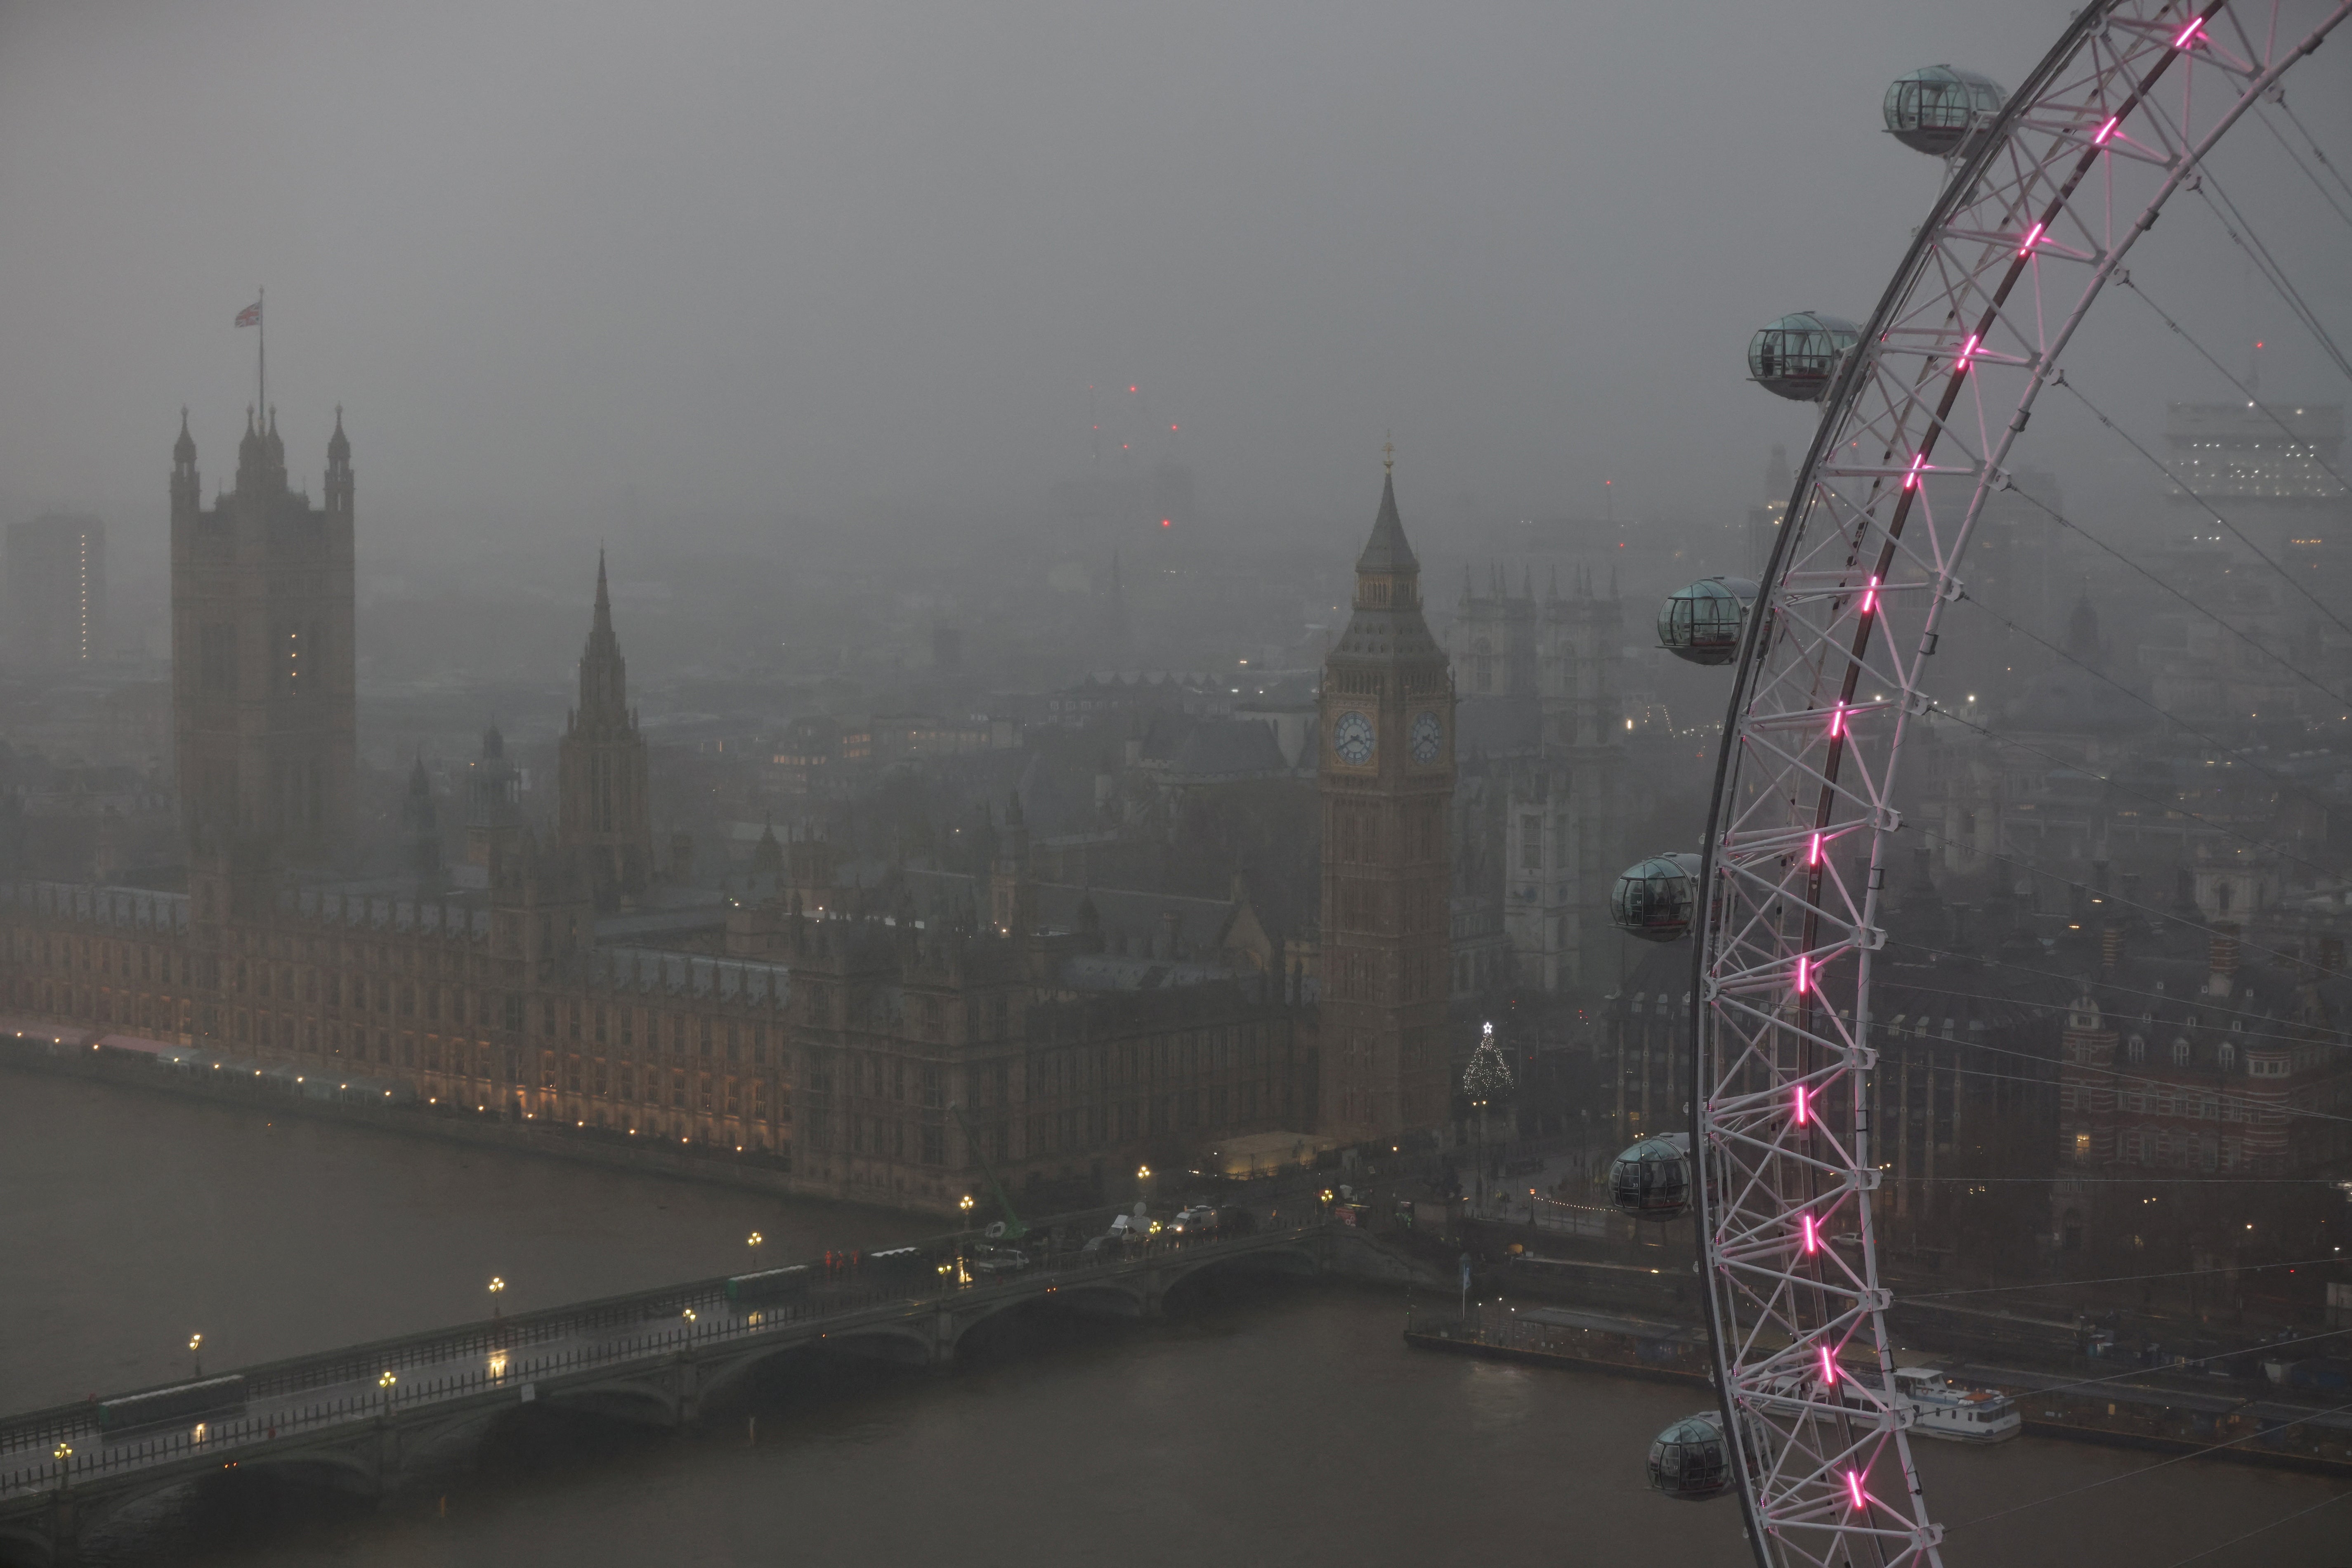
[1316,454,1455,1140]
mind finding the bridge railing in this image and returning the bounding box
[0,1217,1335,1502]
[3,1195,1325,1458]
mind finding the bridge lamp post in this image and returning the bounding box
[747,1232,763,1272]
[958,1195,974,1231]
[189,1333,203,1378]
[1137,1164,1152,1206]
[489,1277,505,1322]
[377,1370,397,1411]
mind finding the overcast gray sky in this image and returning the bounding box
[0,0,2341,571]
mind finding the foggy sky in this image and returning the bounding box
[0,0,2343,585]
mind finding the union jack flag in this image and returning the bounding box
[234,300,262,328]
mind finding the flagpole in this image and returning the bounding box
[257,286,266,421]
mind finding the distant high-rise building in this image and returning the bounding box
[170,408,357,869]
[2164,400,2347,568]
[6,512,106,672]
[1745,445,1791,575]
[557,553,654,908]
[1317,463,1454,1140]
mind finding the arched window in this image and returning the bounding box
[2218,1039,2235,1070]
[2126,1036,2145,1064]
[2171,1038,2191,1067]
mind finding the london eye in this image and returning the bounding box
[1665,4,2352,1563]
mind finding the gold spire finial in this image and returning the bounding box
[1381,432,1396,476]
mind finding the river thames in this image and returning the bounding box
[3,1074,2345,1566]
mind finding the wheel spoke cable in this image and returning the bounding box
[2116,274,2352,507]
[2190,173,2352,384]
[2054,372,2352,641]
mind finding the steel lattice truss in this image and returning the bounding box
[1692,4,2351,1564]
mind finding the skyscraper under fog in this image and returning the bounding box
[2165,400,2348,569]
[6,512,106,672]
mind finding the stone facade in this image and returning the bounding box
[1316,468,1454,1140]
[170,409,356,870]
[0,840,1311,1216]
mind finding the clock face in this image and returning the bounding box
[1332,710,1375,765]
[1410,710,1444,763]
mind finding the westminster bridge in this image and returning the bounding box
[0,1212,1421,1565]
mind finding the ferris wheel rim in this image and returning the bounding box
[1685,4,2352,1564]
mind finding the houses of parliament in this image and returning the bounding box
[0,408,1460,1215]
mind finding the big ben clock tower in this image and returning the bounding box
[1317,450,1455,1140]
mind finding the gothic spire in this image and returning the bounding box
[576,551,629,719]
[1354,470,1419,575]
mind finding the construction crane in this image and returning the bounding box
[947,1103,1028,1242]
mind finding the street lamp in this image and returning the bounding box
[489,1276,505,1322]
[377,1370,397,1408]
[959,1195,975,1230]
[747,1232,764,1272]
[1137,1164,1153,1205]
[189,1333,203,1378]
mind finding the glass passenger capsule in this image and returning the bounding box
[1747,313,1860,402]
[1610,1132,1692,1221]
[1610,853,1702,943]
[1647,1411,1733,1499]
[1657,577,1758,666]
[1882,65,2007,157]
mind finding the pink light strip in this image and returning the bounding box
[1902,453,1927,489]
[1802,1213,1820,1253]
[2093,115,2120,145]
[2173,16,2204,47]
[1794,955,1811,994]
[1793,1084,1811,1125]
[1845,1469,1867,1511]
[1859,575,1880,616]
[1820,1344,1839,1385]
[1807,831,1823,867]
[2018,221,2046,258]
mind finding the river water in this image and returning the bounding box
[3,1074,2346,1567]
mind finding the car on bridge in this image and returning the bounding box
[968,1247,1032,1278]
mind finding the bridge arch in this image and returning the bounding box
[1157,1240,1322,1302]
